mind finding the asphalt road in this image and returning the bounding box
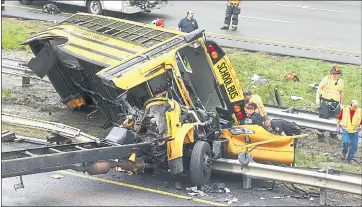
[1,0,361,64]
[1,141,330,206]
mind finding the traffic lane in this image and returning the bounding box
[1,142,316,206]
[1,172,210,206]
[143,1,361,52]
[4,1,361,53]
[1,142,214,206]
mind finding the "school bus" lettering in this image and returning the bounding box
[217,62,239,100]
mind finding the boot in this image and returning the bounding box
[231,25,237,31]
[220,25,229,30]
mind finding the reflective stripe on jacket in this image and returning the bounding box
[341,106,361,133]
[319,75,344,102]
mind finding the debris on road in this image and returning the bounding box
[323,153,330,156]
[260,197,266,200]
[175,182,182,190]
[42,4,61,14]
[186,186,208,197]
[225,195,238,204]
[201,183,231,194]
[50,174,64,179]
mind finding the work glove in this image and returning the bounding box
[336,127,341,134]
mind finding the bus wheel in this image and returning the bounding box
[87,0,103,15]
[18,0,33,5]
[190,141,212,186]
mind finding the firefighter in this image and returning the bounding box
[220,0,241,31]
[336,100,361,163]
[243,90,267,119]
[316,66,344,119]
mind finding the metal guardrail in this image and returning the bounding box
[1,113,98,143]
[266,107,335,132]
[212,158,362,205]
[2,113,361,205]
[1,58,336,132]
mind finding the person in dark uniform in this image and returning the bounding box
[244,103,264,126]
[220,0,241,31]
[178,11,199,33]
[264,116,301,136]
[264,116,301,166]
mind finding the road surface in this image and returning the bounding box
[1,1,361,64]
[1,141,328,206]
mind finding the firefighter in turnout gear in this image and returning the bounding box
[336,100,362,163]
[221,0,241,31]
[316,66,344,119]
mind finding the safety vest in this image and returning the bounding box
[319,75,343,102]
[228,0,241,5]
[341,106,361,133]
[249,95,267,117]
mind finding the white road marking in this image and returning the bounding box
[275,3,346,13]
[241,15,297,24]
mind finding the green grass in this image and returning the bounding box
[295,149,361,174]
[1,18,52,51]
[1,123,51,139]
[1,18,361,112]
[1,89,17,101]
[226,49,362,111]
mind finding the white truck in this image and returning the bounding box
[18,0,170,15]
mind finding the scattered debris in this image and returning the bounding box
[201,183,230,194]
[291,96,304,100]
[260,197,266,200]
[309,197,314,201]
[308,83,319,92]
[284,72,300,81]
[186,186,208,197]
[50,174,64,179]
[273,196,282,199]
[175,182,182,190]
[323,153,330,156]
[250,74,270,85]
[42,4,61,14]
[225,195,238,204]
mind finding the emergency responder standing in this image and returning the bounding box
[221,0,241,31]
[336,100,361,163]
[178,11,198,33]
[316,66,344,119]
[243,90,267,119]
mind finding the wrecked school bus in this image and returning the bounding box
[20,13,299,185]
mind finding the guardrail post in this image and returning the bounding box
[22,76,30,86]
[319,188,327,206]
[242,175,252,189]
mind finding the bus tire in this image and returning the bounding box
[190,141,212,186]
[86,0,103,15]
[18,0,33,5]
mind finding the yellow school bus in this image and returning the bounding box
[23,13,298,186]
